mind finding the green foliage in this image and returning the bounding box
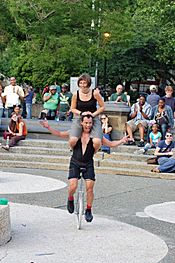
[0,0,175,88]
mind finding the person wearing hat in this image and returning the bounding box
[146,85,160,108]
[3,77,24,118]
[151,131,175,173]
[57,83,72,121]
[41,85,59,120]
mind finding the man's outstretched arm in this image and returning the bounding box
[40,120,69,138]
[102,136,128,148]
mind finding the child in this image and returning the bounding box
[136,123,162,154]
[69,73,105,152]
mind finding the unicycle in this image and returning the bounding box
[75,167,86,230]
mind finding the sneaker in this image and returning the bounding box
[151,167,160,173]
[67,199,74,214]
[129,140,136,145]
[85,209,93,222]
[137,141,144,147]
[2,145,10,151]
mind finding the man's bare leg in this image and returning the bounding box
[138,124,145,141]
[126,124,134,141]
[85,180,95,222]
[67,178,78,214]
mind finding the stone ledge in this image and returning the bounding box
[0,205,11,246]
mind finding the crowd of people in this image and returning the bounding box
[1,73,175,222]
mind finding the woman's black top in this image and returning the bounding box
[76,89,97,113]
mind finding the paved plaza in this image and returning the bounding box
[0,168,175,262]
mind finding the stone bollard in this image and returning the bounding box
[0,199,11,246]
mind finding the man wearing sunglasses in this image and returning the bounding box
[152,132,175,173]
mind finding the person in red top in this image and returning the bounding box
[2,111,27,151]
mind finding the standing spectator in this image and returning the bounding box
[54,81,61,94]
[146,85,160,108]
[40,85,59,120]
[110,84,127,103]
[3,77,24,118]
[25,86,35,119]
[151,98,174,139]
[125,95,152,146]
[151,132,175,173]
[2,112,27,151]
[163,85,175,118]
[0,84,5,118]
[58,83,72,121]
[100,114,113,153]
[42,83,49,97]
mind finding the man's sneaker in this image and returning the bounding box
[2,145,10,151]
[138,141,144,147]
[67,199,74,214]
[85,209,93,222]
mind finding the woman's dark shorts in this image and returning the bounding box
[68,159,95,181]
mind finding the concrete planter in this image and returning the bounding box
[0,205,11,246]
[32,103,43,118]
[104,101,130,140]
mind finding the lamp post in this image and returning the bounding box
[103,32,110,99]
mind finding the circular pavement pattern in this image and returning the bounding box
[144,201,175,224]
[0,171,67,194]
[0,203,168,263]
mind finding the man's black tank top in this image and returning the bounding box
[71,138,95,164]
[76,89,97,113]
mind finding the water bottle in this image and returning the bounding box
[6,136,9,146]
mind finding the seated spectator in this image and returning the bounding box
[135,123,162,154]
[151,132,175,173]
[40,85,59,120]
[0,84,5,118]
[151,98,174,139]
[100,114,113,154]
[2,112,27,151]
[25,86,35,119]
[58,83,72,121]
[125,95,152,146]
[146,85,160,108]
[163,85,175,118]
[110,84,127,103]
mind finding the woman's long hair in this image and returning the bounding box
[8,115,20,133]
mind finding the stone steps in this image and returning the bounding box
[0,138,174,179]
[0,160,174,180]
[0,146,70,156]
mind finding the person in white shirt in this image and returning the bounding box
[3,77,24,117]
[0,84,5,118]
[125,95,152,147]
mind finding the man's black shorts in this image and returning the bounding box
[68,159,95,181]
